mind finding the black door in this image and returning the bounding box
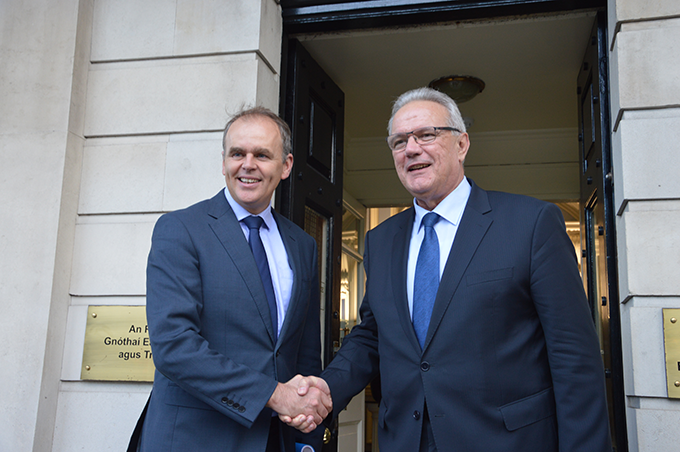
[279,38,344,450]
[577,12,627,452]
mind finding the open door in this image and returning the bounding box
[279,39,345,451]
[577,12,627,452]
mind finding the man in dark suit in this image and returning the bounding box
[288,87,612,451]
[136,107,331,452]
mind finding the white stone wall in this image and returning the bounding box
[0,0,87,450]
[1,0,282,450]
[608,1,680,450]
[59,1,283,450]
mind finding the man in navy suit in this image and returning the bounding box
[289,88,612,451]
[136,107,330,452]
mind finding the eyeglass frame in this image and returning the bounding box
[386,126,462,152]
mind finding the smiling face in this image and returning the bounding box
[391,100,470,211]
[222,115,293,214]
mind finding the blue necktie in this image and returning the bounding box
[413,212,441,350]
[242,215,278,342]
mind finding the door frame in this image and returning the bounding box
[278,2,623,451]
[577,11,627,451]
[280,0,605,34]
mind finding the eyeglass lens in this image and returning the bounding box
[388,127,440,151]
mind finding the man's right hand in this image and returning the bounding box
[267,375,332,433]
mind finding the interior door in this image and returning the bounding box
[279,38,344,451]
[577,12,627,452]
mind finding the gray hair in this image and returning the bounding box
[387,87,466,135]
[222,106,292,161]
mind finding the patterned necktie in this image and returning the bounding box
[242,215,278,342]
[413,212,441,350]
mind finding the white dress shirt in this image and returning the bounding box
[224,188,294,337]
[406,177,471,318]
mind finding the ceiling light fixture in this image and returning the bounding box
[428,75,485,103]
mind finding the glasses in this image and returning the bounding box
[386,126,461,152]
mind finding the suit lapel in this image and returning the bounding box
[206,192,277,344]
[390,208,422,354]
[423,182,493,351]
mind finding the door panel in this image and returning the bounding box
[577,12,627,452]
[304,206,331,360]
[338,202,367,452]
[280,39,345,451]
[337,390,365,452]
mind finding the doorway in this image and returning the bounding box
[280,2,623,451]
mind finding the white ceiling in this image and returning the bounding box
[294,11,598,206]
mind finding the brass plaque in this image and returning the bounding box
[663,308,680,398]
[81,305,155,382]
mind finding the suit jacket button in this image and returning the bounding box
[226,399,234,406]
[276,350,280,357]
[413,410,421,420]
[420,362,430,371]
[221,397,228,404]
[232,402,240,409]
[238,406,246,413]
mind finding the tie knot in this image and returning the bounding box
[242,215,264,231]
[421,212,440,228]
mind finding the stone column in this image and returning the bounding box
[0,0,90,450]
[608,1,680,450]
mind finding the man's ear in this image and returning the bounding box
[281,153,294,180]
[457,133,470,162]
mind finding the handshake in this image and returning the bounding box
[267,375,332,433]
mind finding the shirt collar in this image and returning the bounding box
[223,187,275,230]
[413,177,471,230]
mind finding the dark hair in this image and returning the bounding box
[222,106,292,160]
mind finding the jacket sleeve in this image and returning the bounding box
[529,203,612,451]
[321,231,381,414]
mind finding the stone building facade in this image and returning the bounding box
[1,0,678,450]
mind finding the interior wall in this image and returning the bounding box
[345,128,580,207]
[608,1,680,450]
